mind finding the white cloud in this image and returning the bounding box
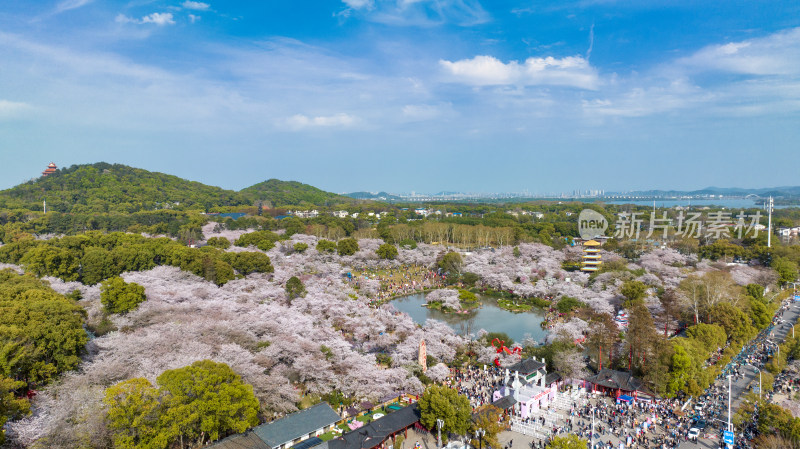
[286,113,357,130]
[440,54,599,89]
[677,27,800,76]
[189,14,201,23]
[342,0,374,9]
[582,78,708,117]
[141,12,176,26]
[182,1,211,11]
[116,12,176,26]
[54,0,93,13]
[340,0,488,26]
[0,100,33,119]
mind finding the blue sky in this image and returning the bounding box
[1,0,799,194]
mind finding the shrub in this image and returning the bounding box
[398,239,417,250]
[337,238,359,256]
[317,240,337,253]
[206,237,231,249]
[101,277,147,314]
[286,276,306,301]
[376,243,398,260]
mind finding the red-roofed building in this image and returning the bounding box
[42,162,57,177]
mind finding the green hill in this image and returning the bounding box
[240,179,351,207]
[0,163,249,213]
[0,163,348,213]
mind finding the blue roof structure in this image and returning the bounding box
[254,403,340,449]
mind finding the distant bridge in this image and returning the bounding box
[744,194,762,199]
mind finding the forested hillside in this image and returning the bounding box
[241,178,351,207]
[0,163,347,213]
[0,163,249,213]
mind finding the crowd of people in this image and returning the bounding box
[345,265,447,301]
[410,297,798,449]
[447,365,506,410]
[540,300,569,330]
[530,300,798,449]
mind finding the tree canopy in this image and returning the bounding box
[546,435,589,449]
[104,360,260,449]
[337,238,359,256]
[101,277,147,314]
[0,270,87,388]
[418,385,471,439]
[0,232,272,287]
[0,163,348,213]
[376,243,398,260]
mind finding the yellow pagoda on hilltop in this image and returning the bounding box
[581,239,602,272]
[42,162,57,177]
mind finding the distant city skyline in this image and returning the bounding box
[0,1,799,193]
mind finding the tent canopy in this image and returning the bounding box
[618,395,633,402]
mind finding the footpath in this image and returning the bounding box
[678,298,800,449]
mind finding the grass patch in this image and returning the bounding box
[298,394,320,410]
[497,299,532,312]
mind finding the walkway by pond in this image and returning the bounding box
[391,292,548,343]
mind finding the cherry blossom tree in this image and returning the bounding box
[425,363,451,383]
[425,289,461,311]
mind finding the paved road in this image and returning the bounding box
[678,299,800,449]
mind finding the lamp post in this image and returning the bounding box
[727,374,732,435]
[590,408,595,449]
[437,419,444,449]
[474,428,485,449]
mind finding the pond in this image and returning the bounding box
[391,292,548,344]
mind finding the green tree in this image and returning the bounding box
[20,245,81,281]
[104,361,260,448]
[772,257,799,285]
[0,270,87,387]
[470,406,503,449]
[398,238,417,249]
[620,280,648,307]
[234,231,280,251]
[316,240,337,253]
[337,238,359,256]
[708,302,756,344]
[206,237,231,249]
[438,252,463,275]
[745,283,765,300]
[555,296,584,314]
[283,218,306,237]
[418,385,471,440]
[156,360,259,446]
[101,277,147,314]
[223,252,274,275]
[103,378,164,449]
[0,376,30,445]
[685,323,727,350]
[293,242,309,253]
[625,304,660,375]
[376,243,398,260]
[458,290,477,303]
[286,276,306,302]
[80,246,113,285]
[749,296,772,330]
[547,434,588,449]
